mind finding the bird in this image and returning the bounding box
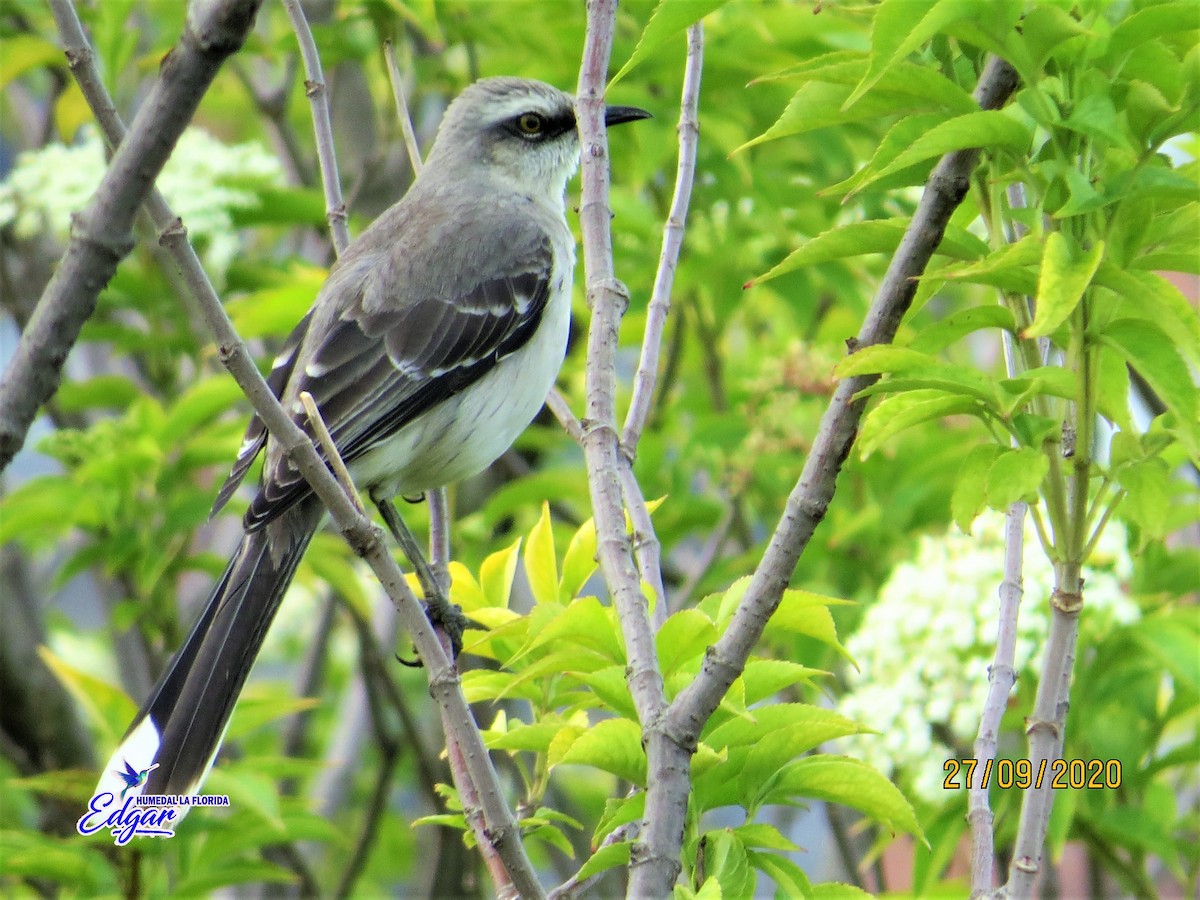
[116,760,159,800]
[93,76,650,802]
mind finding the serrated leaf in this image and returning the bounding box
[524,502,558,605]
[845,0,990,109]
[657,608,717,678]
[611,0,729,85]
[771,755,924,840]
[1026,232,1104,338]
[748,218,986,287]
[740,659,827,704]
[763,593,853,662]
[575,839,633,882]
[1097,319,1200,458]
[987,447,1049,509]
[747,849,813,897]
[858,390,982,458]
[854,110,1033,193]
[909,306,1016,354]
[737,81,929,153]
[557,717,646,785]
[516,596,624,665]
[952,444,1003,533]
[1119,458,1171,543]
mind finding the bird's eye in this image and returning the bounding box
[516,113,544,135]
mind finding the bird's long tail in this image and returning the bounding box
[96,500,321,801]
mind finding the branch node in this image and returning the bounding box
[304,77,323,98]
[1050,588,1083,614]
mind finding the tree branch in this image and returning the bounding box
[0,0,264,473]
[576,0,666,724]
[281,0,350,255]
[622,22,702,450]
[628,55,1021,899]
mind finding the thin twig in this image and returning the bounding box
[545,387,586,444]
[618,460,668,629]
[0,0,264,473]
[383,39,424,175]
[622,22,702,449]
[280,0,350,255]
[576,0,665,722]
[969,502,1024,895]
[301,391,365,515]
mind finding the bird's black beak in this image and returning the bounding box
[605,105,652,127]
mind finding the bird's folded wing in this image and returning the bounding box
[240,236,555,530]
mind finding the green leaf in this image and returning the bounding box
[479,537,522,608]
[517,596,624,665]
[909,306,1016,354]
[762,591,853,662]
[740,659,826,704]
[1119,458,1171,543]
[657,608,717,679]
[987,447,1049,509]
[557,717,646,785]
[854,110,1033,192]
[746,849,812,897]
[737,81,931,152]
[1094,265,1200,367]
[733,823,800,852]
[705,703,860,751]
[845,0,990,109]
[748,219,987,286]
[172,860,295,895]
[38,647,137,747]
[574,840,633,882]
[1098,319,1200,458]
[611,0,730,85]
[559,515,598,601]
[524,502,559,605]
[160,377,244,445]
[56,375,142,413]
[858,390,982,458]
[771,755,924,840]
[703,829,755,899]
[812,883,874,899]
[0,35,64,89]
[1026,232,1104,338]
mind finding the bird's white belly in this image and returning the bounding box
[349,284,570,498]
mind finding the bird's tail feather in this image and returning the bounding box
[96,502,320,802]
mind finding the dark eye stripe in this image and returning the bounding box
[502,110,576,141]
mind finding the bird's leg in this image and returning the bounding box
[371,492,470,657]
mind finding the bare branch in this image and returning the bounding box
[622,22,702,449]
[301,390,365,515]
[576,0,665,722]
[628,55,1021,899]
[0,0,264,473]
[545,387,586,444]
[281,0,350,255]
[969,502,1025,895]
[383,39,424,175]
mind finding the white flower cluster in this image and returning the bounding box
[840,511,1138,802]
[0,126,283,281]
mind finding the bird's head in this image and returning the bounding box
[423,76,650,203]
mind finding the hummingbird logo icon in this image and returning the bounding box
[116,760,159,800]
